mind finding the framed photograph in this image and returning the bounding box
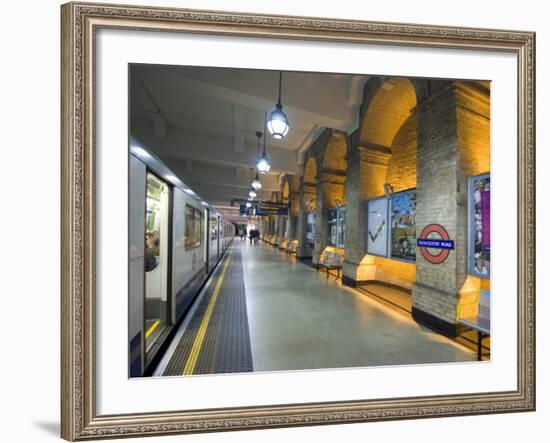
[61,2,535,441]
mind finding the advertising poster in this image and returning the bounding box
[367,197,389,257]
[390,190,417,262]
[471,175,491,277]
[337,206,346,249]
[328,208,337,246]
[306,212,315,244]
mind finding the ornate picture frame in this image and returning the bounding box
[61,2,535,440]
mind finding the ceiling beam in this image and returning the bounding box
[137,67,352,132]
[164,156,282,192]
[132,123,300,175]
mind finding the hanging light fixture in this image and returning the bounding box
[267,72,290,139]
[251,172,262,190]
[256,111,271,173]
[248,189,257,199]
[245,201,252,208]
[251,134,263,190]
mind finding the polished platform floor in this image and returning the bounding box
[155,240,475,376]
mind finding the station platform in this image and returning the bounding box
[154,240,475,376]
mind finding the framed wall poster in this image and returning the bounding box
[366,197,389,257]
[337,206,346,249]
[469,173,491,278]
[390,189,417,262]
[328,208,338,246]
[61,2,535,441]
[306,211,315,245]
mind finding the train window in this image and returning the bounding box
[210,217,217,240]
[185,205,202,250]
[145,174,164,272]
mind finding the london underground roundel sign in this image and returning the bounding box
[417,224,454,264]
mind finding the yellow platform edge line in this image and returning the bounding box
[145,319,160,338]
[182,250,232,375]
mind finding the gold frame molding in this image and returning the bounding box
[61,2,536,440]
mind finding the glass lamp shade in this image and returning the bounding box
[267,103,290,139]
[251,174,262,190]
[248,189,257,198]
[256,153,271,173]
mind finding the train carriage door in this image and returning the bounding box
[204,208,210,273]
[144,172,170,360]
[217,216,220,258]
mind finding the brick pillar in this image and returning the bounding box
[312,172,329,265]
[277,215,287,249]
[270,216,276,243]
[285,187,300,250]
[296,179,312,258]
[342,137,366,284]
[285,215,296,250]
[275,215,285,247]
[343,134,391,286]
[412,81,474,337]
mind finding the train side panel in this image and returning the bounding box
[172,188,206,322]
[128,154,146,377]
[208,217,218,270]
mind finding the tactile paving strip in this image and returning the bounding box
[162,245,254,376]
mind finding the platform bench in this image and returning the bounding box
[286,240,298,255]
[457,289,490,361]
[317,251,343,280]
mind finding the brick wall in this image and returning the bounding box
[386,114,417,193]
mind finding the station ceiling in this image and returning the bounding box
[130,64,368,221]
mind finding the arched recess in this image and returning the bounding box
[358,77,418,291]
[322,132,348,208]
[313,132,348,259]
[303,156,317,212]
[289,175,301,218]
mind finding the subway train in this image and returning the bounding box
[128,139,235,377]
